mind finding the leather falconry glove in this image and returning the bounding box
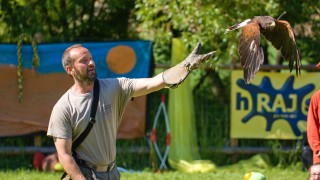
[162,42,216,89]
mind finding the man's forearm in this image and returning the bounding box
[59,153,86,180]
[133,72,166,97]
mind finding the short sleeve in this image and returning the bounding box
[47,103,72,139]
[118,77,135,102]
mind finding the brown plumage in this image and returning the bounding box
[225,12,301,84]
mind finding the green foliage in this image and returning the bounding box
[136,0,278,63]
[270,140,301,168]
[0,155,33,170]
[0,0,137,43]
[135,0,320,104]
[116,137,151,170]
[135,0,320,65]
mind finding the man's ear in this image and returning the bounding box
[65,66,73,76]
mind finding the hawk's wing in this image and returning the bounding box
[238,23,264,84]
[261,20,301,75]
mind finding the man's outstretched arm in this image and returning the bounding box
[133,43,215,97]
[133,72,166,97]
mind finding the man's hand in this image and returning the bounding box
[184,43,216,71]
[162,42,216,89]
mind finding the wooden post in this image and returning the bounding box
[231,138,238,147]
[34,135,42,147]
[230,138,238,163]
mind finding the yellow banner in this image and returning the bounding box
[231,70,320,139]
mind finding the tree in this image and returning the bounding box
[135,0,320,103]
[1,0,319,102]
[0,0,136,43]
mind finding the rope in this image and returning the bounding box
[16,33,40,102]
[149,94,171,172]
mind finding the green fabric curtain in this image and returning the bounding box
[168,38,216,173]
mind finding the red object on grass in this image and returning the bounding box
[33,152,45,170]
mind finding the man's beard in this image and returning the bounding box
[73,67,96,84]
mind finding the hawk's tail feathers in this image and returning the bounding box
[224,19,251,34]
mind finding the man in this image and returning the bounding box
[47,43,215,180]
[308,89,320,164]
[309,163,320,180]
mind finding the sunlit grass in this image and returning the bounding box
[0,164,308,180]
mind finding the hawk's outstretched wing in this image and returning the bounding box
[261,20,301,75]
[238,23,264,84]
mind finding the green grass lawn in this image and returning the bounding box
[0,165,308,180]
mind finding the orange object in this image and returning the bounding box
[307,90,320,163]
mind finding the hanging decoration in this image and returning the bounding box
[17,33,40,102]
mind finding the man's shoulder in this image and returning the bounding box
[314,90,320,96]
[53,90,72,109]
[99,77,133,87]
[98,77,129,82]
[311,90,320,101]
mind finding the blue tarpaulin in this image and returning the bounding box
[0,41,153,138]
[0,41,152,77]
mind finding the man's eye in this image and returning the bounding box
[79,59,87,63]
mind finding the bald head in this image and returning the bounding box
[61,44,83,73]
[310,163,320,180]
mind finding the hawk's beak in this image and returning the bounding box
[270,21,275,27]
[268,21,276,30]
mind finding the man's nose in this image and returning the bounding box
[88,60,95,67]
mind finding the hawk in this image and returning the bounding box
[225,12,301,84]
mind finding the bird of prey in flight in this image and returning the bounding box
[225,12,301,84]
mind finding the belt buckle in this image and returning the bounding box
[96,162,114,172]
[107,163,114,171]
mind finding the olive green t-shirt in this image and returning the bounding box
[47,78,135,166]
